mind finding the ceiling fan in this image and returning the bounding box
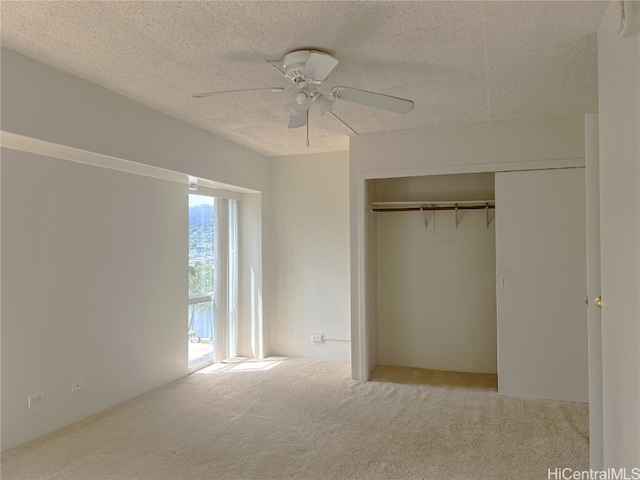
[193,49,414,147]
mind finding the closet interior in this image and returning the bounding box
[368,173,497,375]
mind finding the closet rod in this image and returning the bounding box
[372,205,495,213]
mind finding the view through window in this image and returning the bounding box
[188,194,215,369]
[188,192,238,372]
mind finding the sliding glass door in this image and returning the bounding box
[188,193,237,372]
[188,194,215,369]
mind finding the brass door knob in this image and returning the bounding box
[594,296,602,309]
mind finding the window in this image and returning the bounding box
[188,192,238,372]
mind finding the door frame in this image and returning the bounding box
[351,156,586,382]
[188,190,240,372]
[585,113,603,469]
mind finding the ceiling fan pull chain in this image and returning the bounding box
[306,110,310,147]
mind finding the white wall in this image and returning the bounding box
[597,2,640,467]
[269,152,351,362]
[0,50,269,367]
[0,49,268,192]
[1,49,270,451]
[238,192,266,359]
[350,116,586,380]
[350,116,586,176]
[1,149,186,452]
[373,173,495,202]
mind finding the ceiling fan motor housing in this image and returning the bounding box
[283,50,311,83]
[283,49,338,85]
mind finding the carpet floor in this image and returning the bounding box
[1,357,589,480]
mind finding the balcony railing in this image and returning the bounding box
[188,297,213,369]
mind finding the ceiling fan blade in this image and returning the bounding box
[327,111,358,135]
[268,60,285,76]
[301,52,339,82]
[193,87,284,98]
[314,93,335,115]
[288,111,307,129]
[332,87,414,114]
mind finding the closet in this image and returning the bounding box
[368,168,588,402]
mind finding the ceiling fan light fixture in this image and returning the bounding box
[295,91,309,106]
[289,87,312,111]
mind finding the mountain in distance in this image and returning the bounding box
[189,203,214,229]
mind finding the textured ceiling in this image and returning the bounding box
[0,1,608,157]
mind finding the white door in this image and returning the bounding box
[495,168,588,402]
[585,114,603,469]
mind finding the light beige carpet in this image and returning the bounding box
[1,357,589,480]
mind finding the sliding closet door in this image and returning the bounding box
[495,168,587,402]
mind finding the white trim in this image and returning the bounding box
[0,131,256,198]
[213,198,230,363]
[358,157,585,181]
[194,185,242,201]
[1,130,186,184]
[585,113,603,469]
[188,359,214,375]
[228,200,239,358]
[358,173,369,381]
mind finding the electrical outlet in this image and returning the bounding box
[28,392,44,408]
[71,379,85,392]
[311,334,323,342]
